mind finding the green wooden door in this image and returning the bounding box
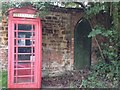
[74,18,92,70]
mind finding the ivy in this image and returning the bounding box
[2,2,51,17]
[81,60,119,88]
[88,26,102,37]
[86,2,120,88]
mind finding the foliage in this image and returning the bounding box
[84,2,120,88]
[86,3,105,18]
[87,2,120,62]
[81,60,119,88]
[0,71,7,88]
[88,25,115,37]
[88,26,103,37]
[81,76,106,88]
[2,2,51,17]
[88,25,119,63]
[112,2,120,32]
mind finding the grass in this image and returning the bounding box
[0,72,2,88]
[0,71,7,88]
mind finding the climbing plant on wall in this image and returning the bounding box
[86,2,120,63]
[83,2,120,88]
[2,2,51,17]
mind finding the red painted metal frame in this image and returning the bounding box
[8,7,42,88]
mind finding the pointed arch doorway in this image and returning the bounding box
[74,18,92,70]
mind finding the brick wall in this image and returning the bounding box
[41,7,85,76]
[0,7,85,76]
[0,6,110,76]
[0,15,8,71]
[41,8,111,76]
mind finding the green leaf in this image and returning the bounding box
[88,29,102,37]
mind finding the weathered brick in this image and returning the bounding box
[52,17,57,20]
[1,7,108,76]
[46,16,51,19]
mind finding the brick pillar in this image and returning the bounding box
[0,15,8,70]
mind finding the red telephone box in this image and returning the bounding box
[8,7,42,88]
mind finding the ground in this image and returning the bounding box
[0,68,118,88]
[41,68,118,88]
[41,69,90,88]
